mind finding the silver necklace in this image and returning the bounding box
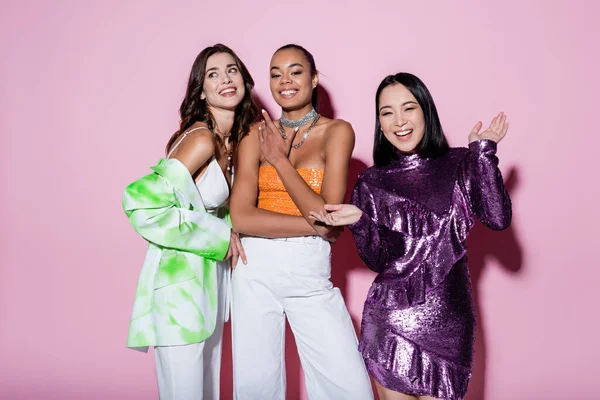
[280,108,318,128]
[279,114,320,149]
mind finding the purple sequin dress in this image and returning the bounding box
[349,140,511,400]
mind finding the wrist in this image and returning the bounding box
[271,156,290,170]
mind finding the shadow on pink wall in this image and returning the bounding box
[465,167,523,400]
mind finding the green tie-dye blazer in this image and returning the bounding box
[122,158,231,351]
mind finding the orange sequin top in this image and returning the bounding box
[257,165,324,216]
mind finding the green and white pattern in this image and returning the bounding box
[123,158,231,351]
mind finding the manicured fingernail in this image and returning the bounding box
[294,127,299,132]
[261,109,266,113]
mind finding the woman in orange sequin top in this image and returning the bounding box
[229,44,373,399]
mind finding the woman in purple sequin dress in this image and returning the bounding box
[310,73,511,400]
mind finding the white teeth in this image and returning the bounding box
[395,129,412,137]
[221,88,236,94]
[280,90,297,96]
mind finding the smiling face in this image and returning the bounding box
[378,83,426,154]
[269,48,318,111]
[201,52,245,112]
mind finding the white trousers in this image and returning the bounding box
[154,261,229,400]
[231,236,373,400]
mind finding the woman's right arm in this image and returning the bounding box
[310,178,391,272]
[348,179,394,273]
[123,128,232,261]
[230,126,319,238]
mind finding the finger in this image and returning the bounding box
[494,112,505,132]
[260,123,271,147]
[500,121,509,139]
[312,212,328,224]
[261,109,278,132]
[326,211,338,224]
[320,211,330,225]
[321,211,337,226]
[327,214,337,226]
[289,126,300,143]
[237,238,248,265]
[487,115,498,131]
[322,211,333,225]
[497,114,507,135]
[258,123,265,143]
[324,204,343,211]
[231,251,238,269]
[492,112,504,132]
[309,211,323,221]
[470,121,483,136]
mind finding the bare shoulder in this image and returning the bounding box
[170,122,216,174]
[237,121,262,165]
[248,121,263,138]
[239,121,261,147]
[183,122,215,149]
[322,118,354,137]
[323,118,355,145]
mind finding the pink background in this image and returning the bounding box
[1,0,598,399]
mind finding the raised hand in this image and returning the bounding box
[309,204,363,227]
[469,111,509,144]
[258,109,298,165]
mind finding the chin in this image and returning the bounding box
[276,96,310,110]
[394,142,418,154]
[280,102,308,112]
[222,98,244,110]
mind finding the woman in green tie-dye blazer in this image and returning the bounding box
[122,44,258,399]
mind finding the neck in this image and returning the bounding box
[208,105,235,136]
[281,103,314,122]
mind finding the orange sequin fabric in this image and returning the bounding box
[257,165,324,216]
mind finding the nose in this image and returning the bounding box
[222,74,232,85]
[394,115,408,127]
[280,73,292,84]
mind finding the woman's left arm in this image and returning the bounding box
[459,112,512,230]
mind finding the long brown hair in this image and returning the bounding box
[166,44,259,154]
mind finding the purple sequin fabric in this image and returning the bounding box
[349,140,511,400]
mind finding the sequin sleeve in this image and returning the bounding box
[458,139,512,230]
[349,178,395,273]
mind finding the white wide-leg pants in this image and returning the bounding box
[231,236,373,400]
[154,261,229,400]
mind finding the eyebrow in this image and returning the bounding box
[379,101,418,112]
[270,63,304,71]
[206,64,238,73]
